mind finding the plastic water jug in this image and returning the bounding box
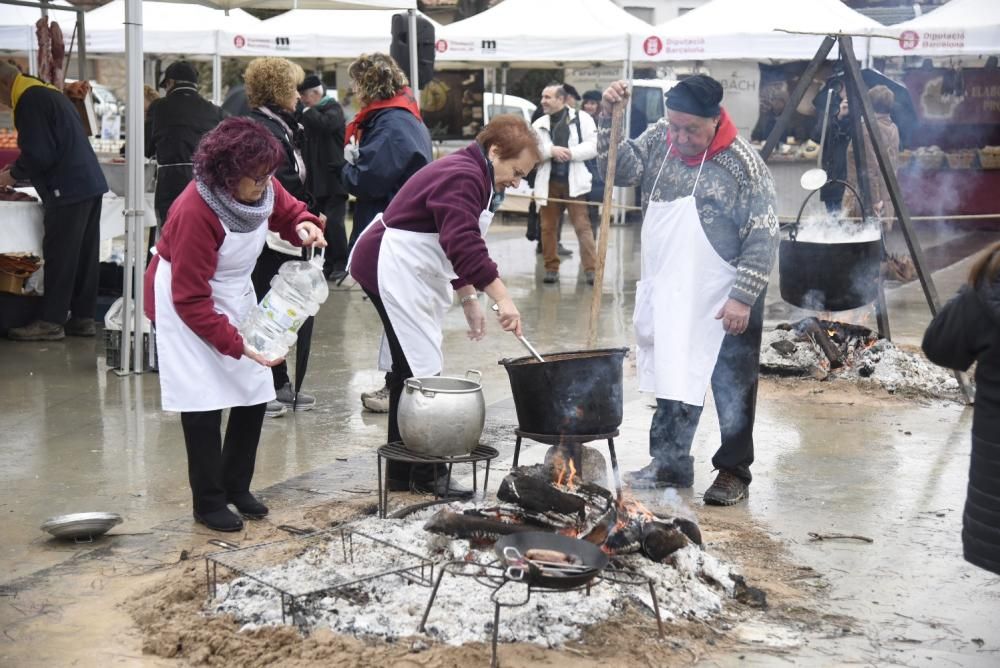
[240,237,328,361]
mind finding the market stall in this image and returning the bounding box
[870,0,1000,59]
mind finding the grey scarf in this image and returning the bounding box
[196,179,275,233]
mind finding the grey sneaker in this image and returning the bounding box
[265,400,287,418]
[276,382,315,411]
[585,271,596,286]
[65,317,97,337]
[8,320,65,341]
[361,384,390,413]
[557,243,573,257]
[543,271,559,284]
[703,470,749,506]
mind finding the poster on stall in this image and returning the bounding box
[420,70,485,141]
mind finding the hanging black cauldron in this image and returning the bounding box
[779,181,883,312]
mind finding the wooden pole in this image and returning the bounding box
[587,101,626,348]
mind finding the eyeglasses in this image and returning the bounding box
[248,170,276,187]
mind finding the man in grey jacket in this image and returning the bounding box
[598,75,778,506]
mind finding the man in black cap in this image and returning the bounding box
[597,75,778,506]
[147,61,226,229]
[297,74,349,281]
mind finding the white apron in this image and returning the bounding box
[348,196,494,378]
[154,222,275,412]
[634,147,737,406]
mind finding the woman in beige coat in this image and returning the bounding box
[842,85,899,222]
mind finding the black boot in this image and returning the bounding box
[228,492,269,519]
[194,507,244,532]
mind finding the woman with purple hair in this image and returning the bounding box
[143,117,325,532]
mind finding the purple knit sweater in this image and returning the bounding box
[350,142,499,295]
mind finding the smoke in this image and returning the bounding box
[794,212,881,244]
[659,487,697,522]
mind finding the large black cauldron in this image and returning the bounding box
[499,348,627,436]
[779,182,883,312]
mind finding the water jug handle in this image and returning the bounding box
[465,369,482,383]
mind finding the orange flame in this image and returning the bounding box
[552,451,578,490]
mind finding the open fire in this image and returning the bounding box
[426,449,702,563]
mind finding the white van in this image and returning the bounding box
[629,79,679,134]
[484,92,536,124]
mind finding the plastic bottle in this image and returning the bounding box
[240,234,328,361]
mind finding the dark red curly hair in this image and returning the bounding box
[193,117,284,194]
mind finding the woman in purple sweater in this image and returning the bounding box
[349,115,540,497]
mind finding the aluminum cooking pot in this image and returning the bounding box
[398,370,485,457]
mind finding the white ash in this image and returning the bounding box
[760,329,962,400]
[208,508,735,648]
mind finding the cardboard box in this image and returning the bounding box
[0,272,25,295]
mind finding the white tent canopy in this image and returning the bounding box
[84,0,260,54]
[437,0,651,64]
[179,0,414,9]
[221,8,438,58]
[871,0,1000,57]
[631,0,882,61]
[0,1,76,54]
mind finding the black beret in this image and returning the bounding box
[665,74,724,118]
[562,83,580,100]
[582,90,602,103]
[297,75,323,93]
[158,61,198,88]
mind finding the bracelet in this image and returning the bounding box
[460,294,478,305]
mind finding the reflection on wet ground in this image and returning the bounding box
[1,222,998,665]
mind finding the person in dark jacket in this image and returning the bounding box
[343,52,432,253]
[922,243,1000,577]
[298,74,349,281]
[810,94,851,213]
[147,61,226,228]
[245,57,321,416]
[0,63,109,342]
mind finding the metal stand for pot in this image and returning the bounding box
[760,33,974,403]
[512,430,623,500]
[376,442,499,519]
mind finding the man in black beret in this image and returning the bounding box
[297,75,349,281]
[597,75,779,506]
[147,60,226,230]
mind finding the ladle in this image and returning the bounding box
[800,88,834,192]
[492,303,545,362]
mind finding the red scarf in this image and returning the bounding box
[666,108,738,167]
[345,87,422,144]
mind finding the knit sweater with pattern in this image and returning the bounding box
[596,114,779,305]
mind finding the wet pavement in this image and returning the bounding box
[1,221,999,665]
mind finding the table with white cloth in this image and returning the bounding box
[0,188,156,255]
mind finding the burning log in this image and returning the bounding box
[800,316,845,368]
[426,461,701,564]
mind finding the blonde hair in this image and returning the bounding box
[869,85,895,114]
[348,53,408,106]
[244,57,304,108]
[143,84,159,106]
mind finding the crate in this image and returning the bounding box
[978,149,1000,170]
[946,151,977,169]
[104,328,152,370]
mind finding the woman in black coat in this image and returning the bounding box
[923,242,1000,576]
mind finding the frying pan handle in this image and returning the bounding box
[502,545,523,561]
[505,565,526,581]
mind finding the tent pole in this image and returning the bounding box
[77,8,86,82]
[407,8,419,103]
[118,0,145,375]
[212,53,222,105]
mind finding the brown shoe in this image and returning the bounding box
[8,320,65,341]
[703,470,749,506]
[65,317,96,337]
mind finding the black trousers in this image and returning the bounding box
[316,194,349,276]
[648,291,766,484]
[41,196,102,324]
[251,245,296,390]
[179,403,266,513]
[363,287,436,483]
